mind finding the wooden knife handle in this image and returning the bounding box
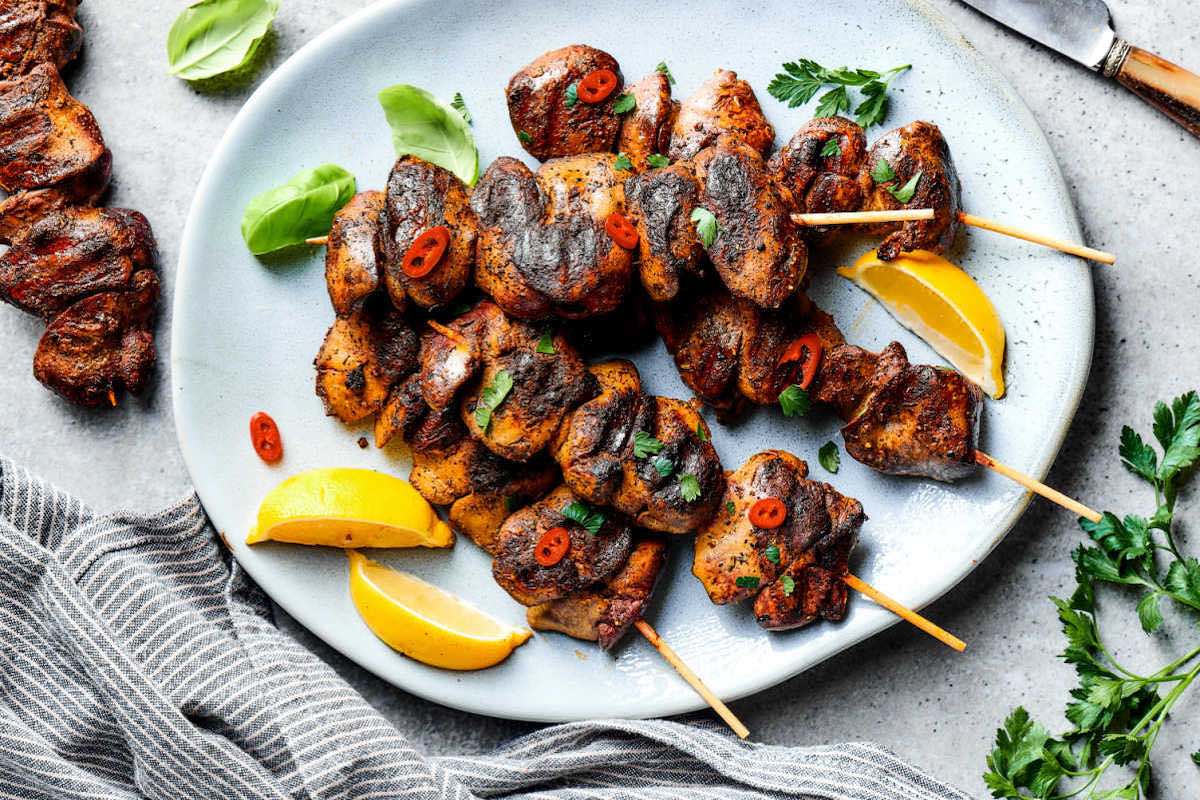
[1106,41,1200,136]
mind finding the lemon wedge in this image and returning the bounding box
[347,551,531,670]
[246,467,453,548]
[837,249,1007,398]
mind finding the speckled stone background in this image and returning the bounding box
[2,0,1197,795]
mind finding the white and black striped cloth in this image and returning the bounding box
[0,458,972,800]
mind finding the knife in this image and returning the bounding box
[961,0,1200,137]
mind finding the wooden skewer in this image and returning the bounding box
[634,619,750,739]
[305,235,328,246]
[792,209,934,226]
[842,574,966,652]
[975,450,1102,523]
[957,211,1115,265]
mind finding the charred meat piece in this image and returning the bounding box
[668,69,774,161]
[314,301,418,424]
[0,63,108,194]
[507,45,623,161]
[624,161,704,303]
[472,154,633,320]
[693,450,863,630]
[736,293,843,406]
[768,117,867,246]
[554,360,725,533]
[616,71,677,171]
[857,120,961,261]
[325,191,385,316]
[0,0,82,80]
[0,206,155,320]
[693,141,806,309]
[0,149,111,244]
[416,303,492,411]
[527,535,668,649]
[492,485,633,606]
[383,156,477,310]
[373,372,463,452]
[33,270,158,407]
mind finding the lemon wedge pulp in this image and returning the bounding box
[246,467,453,548]
[347,551,531,670]
[838,249,1007,398]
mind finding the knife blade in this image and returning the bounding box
[960,0,1116,70]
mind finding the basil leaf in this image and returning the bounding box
[378,84,479,186]
[166,0,279,82]
[240,164,356,255]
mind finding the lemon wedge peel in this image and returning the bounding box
[837,249,1007,399]
[246,467,454,548]
[347,551,531,671]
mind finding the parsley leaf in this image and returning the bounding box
[651,455,675,478]
[647,153,670,168]
[614,152,633,171]
[565,82,579,108]
[612,92,636,114]
[695,422,709,442]
[779,384,811,418]
[473,369,513,431]
[1137,592,1164,633]
[780,575,796,596]
[633,431,665,458]
[655,61,675,85]
[1192,750,1200,766]
[735,575,760,589]
[517,130,532,145]
[818,441,840,473]
[1120,425,1158,484]
[820,138,841,158]
[725,500,736,515]
[764,545,781,564]
[691,207,718,247]
[887,170,922,203]
[562,500,605,535]
[814,85,849,118]
[870,156,896,184]
[536,333,556,354]
[1165,558,1200,610]
[679,474,701,502]
[767,59,910,128]
[451,92,472,124]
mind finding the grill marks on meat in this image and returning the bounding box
[858,120,961,261]
[325,191,385,316]
[0,206,154,320]
[624,162,704,303]
[33,269,158,406]
[527,535,668,649]
[616,72,677,171]
[472,154,633,320]
[768,117,867,246]
[669,69,774,161]
[507,45,624,161]
[693,450,863,630]
[554,360,724,533]
[314,301,418,424]
[0,0,82,80]
[383,156,478,310]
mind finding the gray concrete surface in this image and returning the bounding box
[1,0,1198,795]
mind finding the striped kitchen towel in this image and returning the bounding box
[0,457,972,800]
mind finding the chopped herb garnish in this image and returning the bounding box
[781,575,796,596]
[517,130,532,145]
[651,455,675,478]
[655,61,675,85]
[612,92,636,114]
[765,545,781,564]
[870,156,896,184]
[647,153,670,169]
[451,92,472,124]
[725,500,736,515]
[614,152,633,171]
[562,500,605,535]
[887,170,922,204]
[633,431,665,458]
[766,59,911,128]
[679,474,701,503]
[536,333,556,354]
[473,369,513,431]
[818,441,840,474]
[779,384,811,418]
[690,207,718,248]
[735,575,760,589]
[565,82,579,108]
[695,422,709,443]
[820,138,841,158]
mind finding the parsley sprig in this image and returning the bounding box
[767,59,911,128]
[984,392,1200,799]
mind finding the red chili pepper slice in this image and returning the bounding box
[249,411,283,464]
[535,526,570,566]
[777,333,824,391]
[748,497,787,529]
[402,226,451,278]
[605,211,638,249]
[577,68,619,104]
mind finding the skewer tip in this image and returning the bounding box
[305,235,329,246]
[975,449,1103,523]
[843,574,966,652]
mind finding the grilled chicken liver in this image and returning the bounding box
[769,116,868,245]
[314,301,418,424]
[0,0,82,80]
[669,69,775,161]
[325,191,385,316]
[623,161,705,303]
[616,71,677,171]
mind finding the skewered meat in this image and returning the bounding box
[416,302,492,411]
[472,154,633,320]
[554,360,724,533]
[325,190,385,316]
[507,45,624,161]
[693,450,863,630]
[692,141,806,309]
[33,269,158,406]
[561,286,656,355]
[668,69,774,161]
[373,372,463,452]
[383,156,477,310]
[817,341,982,482]
[527,535,668,649]
[314,300,418,424]
[492,485,633,606]
[769,117,867,245]
[624,161,705,302]
[857,120,961,261]
[0,149,110,244]
[0,206,155,320]
[0,0,83,80]
[0,63,108,194]
[616,71,677,171]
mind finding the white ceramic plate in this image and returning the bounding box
[172,0,1093,721]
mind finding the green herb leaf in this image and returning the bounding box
[767,59,909,128]
[870,156,896,184]
[378,84,479,186]
[818,441,840,473]
[646,153,670,168]
[633,431,665,459]
[820,138,841,158]
[655,61,675,85]
[565,82,579,108]
[517,130,532,145]
[781,575,796,596]
[779,384,811,418]
[473,369,514,432]
[691,207,718,248]
[725,500,736,515]
[612,93,636,114]
[1136,592,1164,633]
[1192,750,1200,766]
[614,152,633,171]
[887,170,922,203]
[695,422,709,442]
[166,0,279,82]
[1119,425,1158,484]
[679,474,701,503]
[562,500,605,535]
[240,164,356,255]
[1165,558,1200,608]
[651,455,675,478]
[764,545,781,564]
[983,707,1055,795]
[852,68,912,129]
[814,85,849,118]
[451,92,472,124]
[735,575,760,589]
[536,333,556,354]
